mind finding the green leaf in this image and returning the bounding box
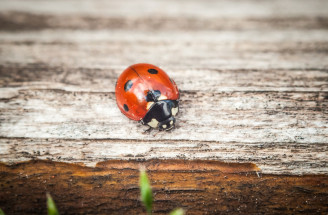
[169,208,185,215]
[47,193,59,215]
[139,168,153,215]
[0,208,5,215]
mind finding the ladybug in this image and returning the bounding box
[115,63,180,131]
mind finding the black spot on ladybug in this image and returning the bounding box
[123,104,129,112]
[146,90,161,102]
[148,69,158,74]
[124,80,133,92]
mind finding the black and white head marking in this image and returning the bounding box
[142,100,179,130]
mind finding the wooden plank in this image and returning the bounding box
[1,12,328,31]
[1,0,328,18]
[0,160,327,215]
[0,64,327,174]
[1,85,327,140]
[0,0,328,214]
[1,88,327,143]
[1,137,327,175]
[0,0,327,176]
[1,31,328,70]
[1,64,328,92]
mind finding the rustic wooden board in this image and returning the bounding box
[0,0,328,213]
[1,64,327,174]
[0,0,327,173]
[0,160,327,215]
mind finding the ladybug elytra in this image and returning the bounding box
[115,63,180,130]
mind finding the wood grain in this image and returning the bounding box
[1,0,328,213]
[1,62,327,174]
[1,64,328,92]
[1,0,328,18]
[0,160,327,215]
[1,31,328,70]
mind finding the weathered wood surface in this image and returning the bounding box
[1,160,327,215]
[1,0,328,214]
[0,0,328,176]
[1,64,327,174]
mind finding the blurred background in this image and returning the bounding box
[1,0,327,71]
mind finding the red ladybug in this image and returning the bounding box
[115,63,180,130]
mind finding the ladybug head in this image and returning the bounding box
[142,100,179,131]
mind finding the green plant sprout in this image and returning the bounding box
[47,193,59,215]
[2,170,183,215]
[169,208,184,215]
[139,168,184,215]
[0,208,5,215]
[139,168,153,215]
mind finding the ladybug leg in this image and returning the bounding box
[143,126,153,134]
[152,130,161,137]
